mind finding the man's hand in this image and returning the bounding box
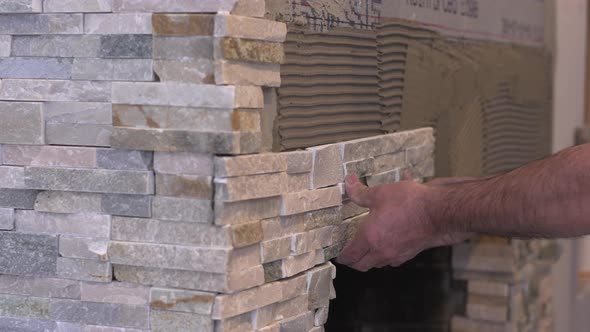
[336,175,472,272]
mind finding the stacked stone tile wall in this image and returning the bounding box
[0,1,436,331]
[451,237,559,332]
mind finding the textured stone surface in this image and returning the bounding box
[217,38,284,64]
[44,102,111,125]
[0,189,39,209]
[215,173,284,201]
[108,241,229,273]
[0,294,50,320]
[11,35,101,57]
[101,194,151,218]
[151,196,212,223]
[0,102,44,145]
[308,144,344,189]
[343,133,404,162]
[285,151,313,174]
[315,306,329,326]
[150,288,214,314]
[292,226,334,256]
[215,14,287,42]
[261,237,292,263]
[215,312,252,332]
[230,221,263,248]
[155,173,213,200]
[406,143,435,178]
[214,154,287,177]
[3,145,97,168]
[59,236,108,261]
[0,13,82,34]
[0,166,26,189]
[261,216,304,240]
[0,35,11,56]
[285,172,311,192]
[0,316,56,332]
[263,261,283,283]
[56,258,112,283]
[215,61,281,87]
[152,14,214,36]
[111,82,263,109]
[85,13,152,34]
[0,232,58,277]
[466,294,508,322]
[279,311,314,332]
[281,251,318,278]
[96,149,152,171]
[49,299,149,329]
[111,217,229,247]
[0,79,110,102]
[81,282,149,305]
[212,282,282,319]
[214,197,281,226]
[73,58,153,81]
[150,310,211,332]
[57,321,151,331]
[112,105,242,131]
[153,152,213,176]
[16,210,110,238]
[45,123,111,147]
[304,207,342,231]
[468,280,510,297]
[274,295,309,325]
[43,0,112,12]
[331,213,365,254]
[24,167,154,195]
[281,186,342,216]
[366,169,399,187]
[344,158,375,177]
[0,0,41,13]
[452,243,516,273]
[113,265,260,294]
[99,34,152,59]
[153,59,214,84]
[307,264,333,310]
[153,36,212,60]
[0,274,80,299]
[0,57,72,79]
[112,0,238,13]
[110,128,260,155]
[373,152,406,174]
[35,191,101,213]
[0,208,14,230]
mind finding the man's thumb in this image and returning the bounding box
[345,175,374,208]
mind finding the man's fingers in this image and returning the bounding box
[345,175,374,208]
[336,225,371,266]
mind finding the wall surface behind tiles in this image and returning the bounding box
[267,0,553,178]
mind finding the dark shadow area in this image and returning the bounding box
[326,247,465,332]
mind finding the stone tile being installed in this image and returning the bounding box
[0,2,440,331]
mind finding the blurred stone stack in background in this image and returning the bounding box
[0,1,436,331]
[452,237,560,332]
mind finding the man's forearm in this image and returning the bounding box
[428,144,590,238]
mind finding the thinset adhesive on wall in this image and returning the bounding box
[377,22,437,133]
[278,27,382,150]
[399,35,552,176]
[276,19,551,177]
